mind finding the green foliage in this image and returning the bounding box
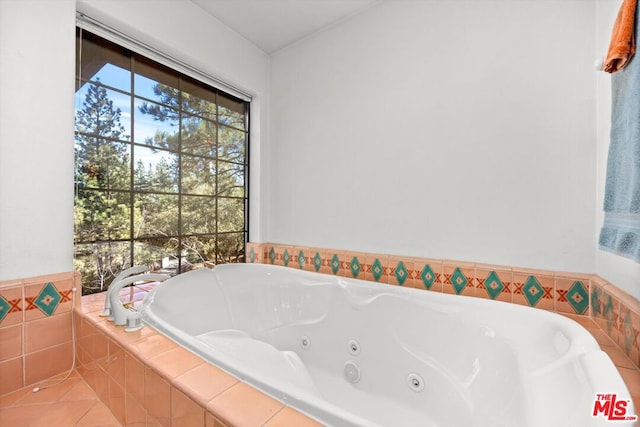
[75,79,247,295]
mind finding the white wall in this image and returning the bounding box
[269,0,597,274]
[0,0,269,281]
[596,0,640,299]
[0,0,76,280]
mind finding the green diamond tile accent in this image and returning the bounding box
[283,249,290,267]
[451,268,468,294]
[484,271,504,300]
[420,264,436,289]
[395,261,408,285]
[350,257,361,278]
[269,248,276,264]
[522,276,544,307]
[0,295,10,323]
[371,259,384,282]
[591,287,602,316]
[35,282,61,316]
[331,254,340,275]
[623,310,634,354]
[603,294,615,334]
[313,252,322,272]
[298,250,305,269]
[249,247,256,263]
[566,281,589,315]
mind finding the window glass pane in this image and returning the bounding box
[217,161,244,197]
[74,190,131,241]
[86,64,131,93]
[134,146,179,193]
[74,242,132,294]
[134,98,179,148]
[75,137,130,190]
[182,196,216,235]
[78,29,131,92]
[218,125,245,164]
[182,155,216,195]
[217,197,245,233]
[216,232,245,263]
[134,58,180,106]
[134,238,179,273]
[181,235,216,269]
[181,115,216,157]
[75,84,131,141]
[75,29,248,295]
[182,78,216,120]
[218,95,246,130]
[134,193,179,237]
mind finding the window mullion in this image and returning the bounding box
[129,55,135,268]
[177,78,183,273]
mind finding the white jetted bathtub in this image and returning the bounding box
[140,263,635,427]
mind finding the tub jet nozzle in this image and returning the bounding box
[344,361,361,383]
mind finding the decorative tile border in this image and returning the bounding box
[0,271,78,396]
[247,242,640,369]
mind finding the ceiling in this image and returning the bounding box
[191,0,381,54]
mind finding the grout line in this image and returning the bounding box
[21,284,25,389]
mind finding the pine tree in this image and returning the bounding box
[74,80,131,292]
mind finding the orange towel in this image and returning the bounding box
[604,0,638,73]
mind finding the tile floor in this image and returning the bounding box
[0,370,120,426]
[1,313,638,426]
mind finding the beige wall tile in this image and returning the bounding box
[206,382,283,427]
[264,407,323,427]
[388,256,414,287]
[512,270,554,310]
[618,306,640,369]
[125,392,148,427]
[0,356,23,395]
[474,265,512,303]
[24,341,73,386]
[147,347,204,381]
[363,253,389,284]
[412,258,443,292]
[125,334,177,360]
[442,261,475,296]
[106,339,125,388]
[343,251,367,280]
[145,367,171,427]
[555,277,590,315]
[125,352,146,404]
[173,363,237,407]
[108,376,126,425]
[171,386,205,427]
[24,311,72,354]
[0,324,22,362]
[205,411,228,427]
[322,249,345,276]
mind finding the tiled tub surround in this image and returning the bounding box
[74,290,321,427]
[0,272,78,396]
[247,243,640,367]
[1,245,637,426]
[70,268,639,427]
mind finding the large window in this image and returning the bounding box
[74,29,249,294]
